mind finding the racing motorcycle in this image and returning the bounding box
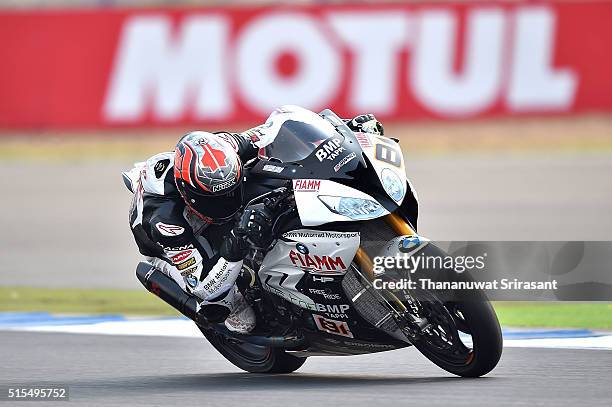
[136,108,503,377]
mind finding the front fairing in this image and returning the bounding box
[249,109,412,225]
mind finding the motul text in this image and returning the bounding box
[1,2,611,128]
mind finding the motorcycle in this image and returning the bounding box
[136,108,502,377]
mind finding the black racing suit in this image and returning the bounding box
[125,131,258,317]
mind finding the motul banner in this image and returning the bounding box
[1,2,611,129]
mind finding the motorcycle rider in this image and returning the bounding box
[124,106,384,334]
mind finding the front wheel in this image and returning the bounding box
[200,326,307,374]
[412,297,502,377]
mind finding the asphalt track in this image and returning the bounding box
[1,330,610,406]
[2,153,612,289]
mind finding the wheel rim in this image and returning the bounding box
[418,301,473,366]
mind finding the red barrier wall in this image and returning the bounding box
[1,2,611,128]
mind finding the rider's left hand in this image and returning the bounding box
[347,114,384,136]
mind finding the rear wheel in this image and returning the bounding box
[199,326,306,374]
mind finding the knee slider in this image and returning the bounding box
[199,304,230,323]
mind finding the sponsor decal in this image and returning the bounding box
[312,275,335,283]
[355,133,372,148]
[170,250,193,264]
[155,222,185,236]
[184,274,198,288]
[212,178,236,192]
[164,244,194,252]
[202,260,230,292]
[283,230,360,239]
[7,5,606,129]
[315,304,351,314]
[283,230,325,239]
[343,341,395,350]
[154,159,170,178]
[176,257,196,270]
[245,128,263,142]
[313,315,353,338]
[293,179,321,192]
[295,243,309,255]
[217,133,239,152]
[289,250,347,272]
[399,236,421,253]
[180,267,197,277]
[314,303,350,319]
[262,164,284,173]
[315,138,345,162]
[333,152,356,172]
[308,288,341,300]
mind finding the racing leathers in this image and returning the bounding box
[125,130,261,333]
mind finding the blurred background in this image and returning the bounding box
[0,0,610,323]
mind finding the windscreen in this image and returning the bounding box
[263,119,336,163]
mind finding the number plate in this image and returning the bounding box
[313,315,354,338]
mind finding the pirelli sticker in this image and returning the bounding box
[176,257,196,271]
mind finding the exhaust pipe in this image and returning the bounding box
[136,262,198,320]
[135,262,307,349]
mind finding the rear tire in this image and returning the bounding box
[200,327,307,374]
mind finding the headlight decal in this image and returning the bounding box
[318,195,385,220]
[381,168,406,202]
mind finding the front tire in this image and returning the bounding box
[413,297,502,377]
[200,327,306,374]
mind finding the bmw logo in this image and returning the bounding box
[185,275,198,288]
[399,236,421,253]
[296,243,309,255]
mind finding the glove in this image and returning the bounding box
[347,114,384,136]
[219,204,272,261]
[233,203,275,250]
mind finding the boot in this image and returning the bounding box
[224,286,256,334]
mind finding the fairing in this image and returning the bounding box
[249,108,416,226]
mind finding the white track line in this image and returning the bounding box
[7,319,612,350]
[504,336,612,350]
[15,319,202,338]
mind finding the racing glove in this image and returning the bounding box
[220,203,275,262]
[234,203,275,250]
[347,113,384,136]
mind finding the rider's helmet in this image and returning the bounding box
[174,131,244,224]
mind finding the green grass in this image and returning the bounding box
[0,286,179,317]
[1,287,611,329]
[493,302,612,330]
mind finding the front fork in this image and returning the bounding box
[352,213,429,337]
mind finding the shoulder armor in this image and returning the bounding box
[138,152,176,196]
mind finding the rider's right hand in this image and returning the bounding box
[219,203,275,262]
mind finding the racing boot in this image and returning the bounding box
[224,286,256,334]
[197,285,256,334]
